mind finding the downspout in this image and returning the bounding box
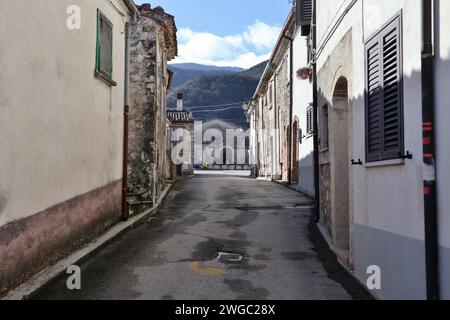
[122,21,131,221]
[254,103,259,177]
[274,72,279,177]
[284,34,294,184]
[421,0,439,300]
[312,0,320,222]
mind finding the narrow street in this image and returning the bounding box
[34,173,359,300]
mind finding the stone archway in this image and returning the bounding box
[329,76,351,264]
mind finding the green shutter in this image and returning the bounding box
[96,10,113,80]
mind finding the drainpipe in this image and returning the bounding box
[312,0,320,222]
[274,72,279,177]
[122,22,131,221]
[421,0,439,300]
[254,103,259,177]
[284,34,294,184]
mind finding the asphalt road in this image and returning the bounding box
[33,173,359,300]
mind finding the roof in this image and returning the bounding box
[122,0,139,14]
[137,4,178,60]
[167,109,194,124]
[247,8,296,111]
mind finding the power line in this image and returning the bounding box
[192,106,247,113]
[188,100,250,110]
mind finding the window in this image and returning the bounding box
[365,14,403,162]
[268,83,273,107]
[296,0,313,36]
[306,105,314,135]
[96,10,116,86]
[320,104,329,150]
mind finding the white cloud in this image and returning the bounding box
[174,21,281,69]
[243,20,281,51]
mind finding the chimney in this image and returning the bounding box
[177,93,183,111]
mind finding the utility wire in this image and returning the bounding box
[187,100,250,110]
[192,106,247,113]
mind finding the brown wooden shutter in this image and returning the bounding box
[365,14,403,162]
[297,0,313,36]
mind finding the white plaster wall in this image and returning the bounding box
[0,0,131,226]
[360,0,424,240]
[317,0,431,299]
[317,0,425,240]
[435,0,450,248]
[292,29,314,196]
[435,0,450,299]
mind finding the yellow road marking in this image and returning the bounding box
[189,262,225,276]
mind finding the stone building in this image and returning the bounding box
[200,119,249,170]
[167,94,195,178]
[245,9,300,183]
[0,0,138,297]
[127,4,177,214]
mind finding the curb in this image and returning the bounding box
[257,177,315,202]
[310,219,377,300]
[3,183,173,300]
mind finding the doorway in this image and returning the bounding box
[330,77,351,263]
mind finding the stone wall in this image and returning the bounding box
[317,30,353,261]
[319,163,331,234]
[128,5,177,212]
[276,56,291,181]
[129,16,158,205]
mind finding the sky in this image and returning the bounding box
[133,0,293,68]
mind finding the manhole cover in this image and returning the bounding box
[217,252,243,263]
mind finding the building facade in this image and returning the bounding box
[245,11,295,182]
[167,94,195,178]
[292,7,315,197]
[128,4,177,215]
[249,0,450,299]
[245,7,314,197]
[312,0,450,299]
[0,0,138,296]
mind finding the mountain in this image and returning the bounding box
[167,61,268,129]
[168,63,244,89]
[170,63,244,72]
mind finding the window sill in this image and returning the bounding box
[95,71,117,87]
[364,158,405,168]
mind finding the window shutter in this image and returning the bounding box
[365,15,403,162]
[307,106,313,135]
[96,10,113,80]
[297,0,313,36]
[365,37,383,162]
[381,18,402,159]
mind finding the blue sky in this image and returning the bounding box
[133,0,293,68]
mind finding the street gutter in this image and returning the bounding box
[309,219,376,300]
[3,183,174,300]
